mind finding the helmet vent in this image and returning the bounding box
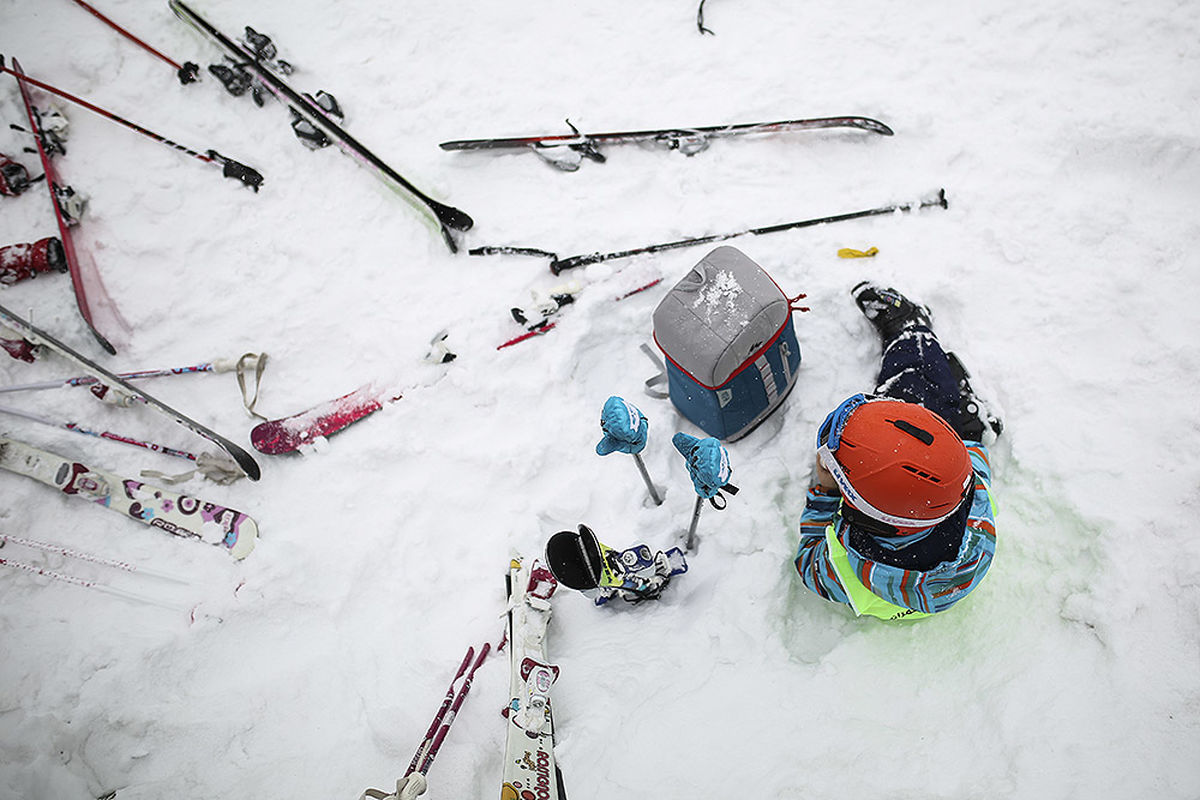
[901,464,944,484]
[890,418,934,445]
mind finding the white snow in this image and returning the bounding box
[2,1,1199,798]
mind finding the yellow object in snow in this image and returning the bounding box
[838,247,879,258]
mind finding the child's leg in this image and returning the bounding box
[873,325,961,427]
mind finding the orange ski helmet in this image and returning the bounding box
[817,394,972,528]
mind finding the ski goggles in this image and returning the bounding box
[816,394,966,529]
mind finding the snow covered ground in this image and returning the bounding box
[2,0,1199,797]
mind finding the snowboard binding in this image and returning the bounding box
[545,525,687,606]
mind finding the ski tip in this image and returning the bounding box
[230,448,262,481]
[429,200,474,233]
[844,116,894,136]
[227,516,259,559]
[91,328,118,356]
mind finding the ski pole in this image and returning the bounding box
[0,533,189,583]
[64,0,200,84]
[684,495,704,552]
[672,432,736,552]
[0,57,261,190]
[0,357,247,394]
[417,642,491,774]
[362,643,492,800]
[404,646,476,778]
[470,189,949,274]
[0,553,186,610]
[550,190,948,273]
[596,396,663,505]
[632,452,664,506]
[0,403,200,461]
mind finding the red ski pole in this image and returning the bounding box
[66,0,200,83]
[417,643,491,775]
[0,58,261,191]
[404,646,475,778]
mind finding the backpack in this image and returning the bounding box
[650,246,806,441]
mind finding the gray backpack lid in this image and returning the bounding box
[653,246,791,388]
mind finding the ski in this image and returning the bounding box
[0,302,261,480]
[167,0,473,251]
[502,558,567,800]
[473,189,949,274]
[0,435,257,558]
[441,115,893,170]
[249,384,400,455]
[10,57,121,354]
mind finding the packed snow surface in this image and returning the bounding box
[1,1,1199,798]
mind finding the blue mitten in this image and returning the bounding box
[596,396,649,456]
[672,432,732,499]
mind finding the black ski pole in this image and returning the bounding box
[66,0,200,84]
[0,56,261,190]
[548,190,949,274]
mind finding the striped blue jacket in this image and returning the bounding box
[794,443,996,615]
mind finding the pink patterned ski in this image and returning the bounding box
[250,385,400,454]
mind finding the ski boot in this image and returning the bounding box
[545,525,688,606]
[946,351,1004,443]
[0,236,66,286]
[851,281,932,343]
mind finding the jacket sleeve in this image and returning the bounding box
[794,485,853,607]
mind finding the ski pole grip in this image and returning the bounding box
[551,252,601,274]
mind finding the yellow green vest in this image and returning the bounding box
[824,524,932,622]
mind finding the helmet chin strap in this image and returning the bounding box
[817,446,964,528]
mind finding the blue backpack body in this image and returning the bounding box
[652,246,803,441]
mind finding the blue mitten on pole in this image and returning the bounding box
[672,432,734,500]
[596,396,649,456]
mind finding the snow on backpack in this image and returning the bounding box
[647,246,806,441]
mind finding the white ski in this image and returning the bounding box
[0,435,257,558]
[501,558,567,800]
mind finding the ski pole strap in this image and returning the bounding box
[235,352,268,419]
[639,343,669,399]
[141,451,246,485]
[708,482,739,510]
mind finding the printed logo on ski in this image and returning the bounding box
[504,747,553,800]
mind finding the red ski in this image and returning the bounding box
[250,385,400,455]
[10,57,124,354]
